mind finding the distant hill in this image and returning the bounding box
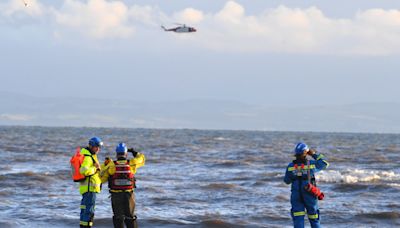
[0,91,399,133]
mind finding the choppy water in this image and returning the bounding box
[0,126,399,228]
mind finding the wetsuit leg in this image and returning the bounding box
[303,192,320,228]
[80,192,96,227]
[111,192,125,228]
[124,192,137,228]
[291,190,305,228]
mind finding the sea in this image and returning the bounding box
[0,126,399,228]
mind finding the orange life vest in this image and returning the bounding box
[70,147,94,182]
[109,160,135,190]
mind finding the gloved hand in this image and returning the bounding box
[128,148,138,157]
[307,148,316,155]
[104,157,111,165]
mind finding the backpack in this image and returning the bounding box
[70,147,94,182]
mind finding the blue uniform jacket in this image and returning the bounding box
[284,153,329,192]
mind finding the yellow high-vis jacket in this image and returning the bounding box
[79,148,102,194]
[100,153,145,192]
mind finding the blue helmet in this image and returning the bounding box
[116,143,128,155]
[89,137,103,147]
[294,142,308,155]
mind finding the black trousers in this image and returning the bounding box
[111,191,137,228]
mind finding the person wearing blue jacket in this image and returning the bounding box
[284,142,329,228]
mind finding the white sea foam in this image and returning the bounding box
[387,183,400,188]
[213,137,230,141]
[316,169,400,184]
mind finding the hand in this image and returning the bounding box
[94,162,101,170]
[307,149,316,155]
[104,157,111,165]
[128,148,138,157]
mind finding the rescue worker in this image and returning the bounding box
[284,142,329,228]
[79,136,103,228]
[101,143,146,228]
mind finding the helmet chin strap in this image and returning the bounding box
[307,157,311,183]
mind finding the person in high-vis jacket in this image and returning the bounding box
[101,143,146,228]
[79,137,103,228]
[284,142,329,228]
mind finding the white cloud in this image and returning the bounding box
[128,5,163,27]
[173,8,204,24]
[215,1,245,24]
[191,2,400,55]
[0,0,45,20]
[54,0,134,39]
[2,0,400,55]
[349,9,400,55]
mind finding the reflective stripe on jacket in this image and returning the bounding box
[283,153,329,191]
[101,153,145,192]
[79,148,101,194]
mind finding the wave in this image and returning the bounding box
[331,182,400,193]
[51,217,112,228]
[53,170,72,180]
[9,171,52,182]
[331,183,367,192]
[136,217,244,227]
[317,169,400,184]
[202,183,239,190]
[0,214,253,228]
[140,186,166,194]
[387,183,400,188]
[144,158,164,163]
[355,211,400,220]
[274,194,290,202]
[0,170,72,188]
[200,219,242,228]
[211,160,239,168]
[0,190,13,197]
[13,157,41,163]
[151,197,179,205]
[0,221,19,228]
[209,160,254,168]
[0,215,247,228]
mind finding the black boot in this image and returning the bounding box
[113,216,125,228]
[124,215,138,228]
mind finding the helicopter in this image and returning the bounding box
[161,24,197,33]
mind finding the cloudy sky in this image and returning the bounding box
[1,0,400,107]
